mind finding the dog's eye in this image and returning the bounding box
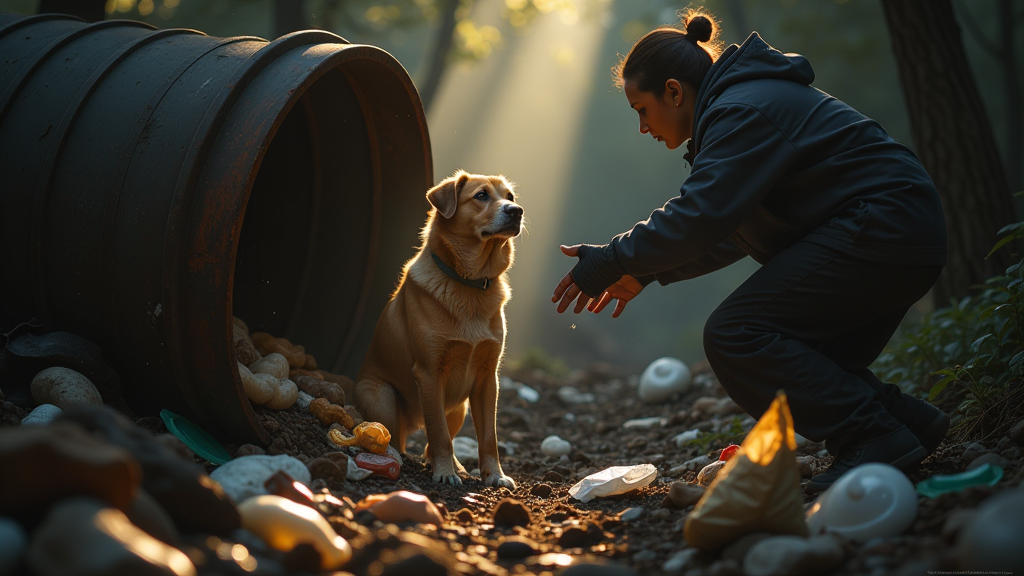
[506,193,514,201]
[474,191,489,201]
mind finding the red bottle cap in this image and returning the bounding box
[719,444,740,461]
[355,452,401,480]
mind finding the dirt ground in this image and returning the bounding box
[248,360,1024,576]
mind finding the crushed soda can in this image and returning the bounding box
[354,452,401,480]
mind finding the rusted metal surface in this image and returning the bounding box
[0,13,433,444]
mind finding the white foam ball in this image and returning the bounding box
[638,357,692,403]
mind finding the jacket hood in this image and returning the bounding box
[693,32,816,126]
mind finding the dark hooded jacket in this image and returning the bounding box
[599,33,946,288]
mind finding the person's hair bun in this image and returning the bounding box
[685,14,714,43]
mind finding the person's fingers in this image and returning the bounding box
[557,284,581,313]
[559,244,581,257]
[612,299,628,318]
[592,293,612,314]
[587,292,605,312]
[552,271,575,302]
[573,291,591,314]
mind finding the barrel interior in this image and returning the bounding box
[233,65,376,378]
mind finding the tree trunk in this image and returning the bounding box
[882,0,1015,305]
[274,0,307,38]
[418,0,461,113]
[997,0,1022,194]
[39,0,106,22]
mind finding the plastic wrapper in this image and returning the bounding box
[684,391,808,549]
[568,464,657,502]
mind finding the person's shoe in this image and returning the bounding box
[805,426,927,494]
[900,397,950,455]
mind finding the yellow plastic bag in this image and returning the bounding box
[684,391,809,549]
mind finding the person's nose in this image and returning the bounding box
[503,204,524,218]
[639,121,649,135]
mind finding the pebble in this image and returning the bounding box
[238,494,351,570]
[1001,446,1022,460]
[622,417,666,430]
[680,455,712,473]
[530,484,553,498]
[673,428,701,447]
[961,442,989,465]
[543,470,564,482]
[209,454,311,504]
[27,497,195,576]
[307,452,350,484]
[492,498,532,527]
[795,455,815,478]
[30,367,102,409]
[692,396,741,417]
[19,404,63,426]
[957,489,1024,571]
[743,535,845,576]
[0,517,27,576]
[557,386,595,404]
[58,405,240,536]
[663,481,705,509]
[452,436,479,464]
[633,549,658,562]
[233,324,261,365]
[541,435,572,457]
[620,507,645,522]
[663,548,700,572]
[638,357,691,403]
[721,531,773,563]
[696,460,726,486]
[0,421,139,517]
[496,536,538,559]
[967,452,1011,471]
[294,391,314,410]
[248,353,290,379]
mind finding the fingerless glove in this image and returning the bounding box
[571,244,626,297]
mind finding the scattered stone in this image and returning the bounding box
[662,481,705,510]
[673,428,701,447]
[541,435,572,457]
[30,367,102,409]
[307,453,350,484]
[233,324,260,365]
[295,390,314,410]
[496,536,538,559]
[558,526,593,548]
[125,488,180,545]
[58,405,240,536]
[452,436,479,464]
[638,357,691,403]
[210,454,311,504]
[248,353,290,379]
[620,507,644,522]
[453,508,474,523]
[27,497,195,576]
[19,404,63,426]
[1001,446,1022,460]
[557,386,595,404]
[696,460,727,486]
[234,443,265,458]
[344,404,364,427]
[796,455,815,478]
[692,396,742,417]
[309,397,354,428]
[662,548,700,572]
[544,470,566,483]
[530,483,553,498]
[680,455,713,473]
[0,517,27,576]
[743,535,845,576]
[249,333,306,369]
[0,421,139,518]
[492,498,531,527]
[622,417,666,430]
[293,375,346,407]
[957,489,1024,571]
[961,442,989,466]
[633,549,657,562]
[967,452,1012,471]
[721,531,773,564]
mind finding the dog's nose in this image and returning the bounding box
[504,204,524,218]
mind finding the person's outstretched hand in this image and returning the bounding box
[552,244,594,314]
[588,275,645,318]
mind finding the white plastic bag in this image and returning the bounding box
[568,464,658,502]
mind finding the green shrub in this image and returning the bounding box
[872,220,1024,443]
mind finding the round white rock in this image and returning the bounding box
[638,357,692,403]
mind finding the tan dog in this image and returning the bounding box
[353,170,523,487]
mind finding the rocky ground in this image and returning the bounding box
[3,358,1023,576]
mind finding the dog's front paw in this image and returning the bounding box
[483,472,516,489]
[433,471,464,486]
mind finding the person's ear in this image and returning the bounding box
[665,79,683,106]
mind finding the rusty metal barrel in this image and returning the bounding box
[0,12,433,444]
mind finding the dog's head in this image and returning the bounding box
[425,170,523,240]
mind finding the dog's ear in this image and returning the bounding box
[426,171,469,219]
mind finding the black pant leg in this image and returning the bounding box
[702,240,941,453]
